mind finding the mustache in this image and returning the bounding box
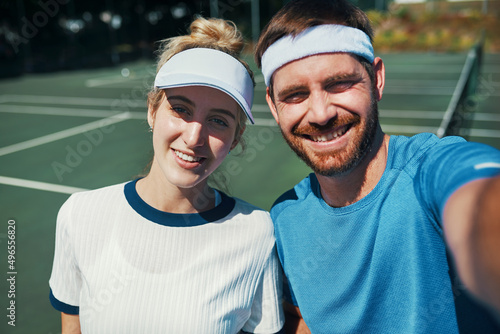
[292,114,361,136]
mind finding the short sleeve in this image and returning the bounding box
[418,140,500,223]
[242,246,285,333]
[48,196,81,314]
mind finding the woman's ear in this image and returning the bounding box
[230,125,246,151]
[147,104,156,130]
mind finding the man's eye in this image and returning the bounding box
[327,81,355,93]
[283,92,308,103]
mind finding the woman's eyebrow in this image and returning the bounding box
[212,108,236,120]
[167,95,236,120]
[166,95,196,107]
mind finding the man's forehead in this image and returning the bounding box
[272,53,363,88]
[260,24,374,86]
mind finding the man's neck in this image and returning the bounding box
[316,129,390,208]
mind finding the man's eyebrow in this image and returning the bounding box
[323,72,363,85]
[166,95,195,106]
[276,72,363,100]
[276,84,308,101]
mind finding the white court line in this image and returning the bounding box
[381,110,500,122]
[0,100,265,117]
[383,86,455,95]
[471,113,500,122]
[467,128,500,139]
[0,104,146,119]
[3,102,499,122]
[0,94,146,107]
[251,119,439,134]
[0,112,131,157]
[253,118,278,127]
[387,65,500,74]
[251,104,272,113]
[1,97,497,136]
[253,119,500,138]
[254,106,500,123]
[381,124,438,134]
[0,176,88,194]
[85,75,131,87]
[386,79,458,86]
[381,110,444,119]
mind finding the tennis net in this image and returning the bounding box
[436,32,484,138]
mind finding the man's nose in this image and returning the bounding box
[306,92,338,126]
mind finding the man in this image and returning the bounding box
[255,0,500,332]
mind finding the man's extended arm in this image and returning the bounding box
[282,302,311,334]
[443,174,500,315]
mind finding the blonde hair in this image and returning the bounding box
[148,17,254,142]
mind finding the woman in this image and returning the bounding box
[49,17,284,334]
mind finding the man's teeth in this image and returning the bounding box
[175,150,201,162]
[311,128,347,142]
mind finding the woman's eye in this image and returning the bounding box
[210,118,228,127]
[170,106,191,118]
[172,107,187,114]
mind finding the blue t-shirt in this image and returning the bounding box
[271,134,500,333]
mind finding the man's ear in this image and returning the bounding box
[372,57,386,101]
[266,87,280,125]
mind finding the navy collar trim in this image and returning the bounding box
[124,179,235,227]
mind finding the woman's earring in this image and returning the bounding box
[149,125,153,133]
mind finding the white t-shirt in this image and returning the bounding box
[49,180,284,333]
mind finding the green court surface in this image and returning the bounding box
[0,52,499,333]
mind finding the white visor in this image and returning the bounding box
[154,48,255,124]
[261,24,374,86]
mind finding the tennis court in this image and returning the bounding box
[0,51,499,333]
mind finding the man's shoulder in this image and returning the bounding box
[389,133,468,167]
[392,133,499,166]
[270,173,316,217]
[391,133,461,153]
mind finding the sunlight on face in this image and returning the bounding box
[270,53,380,176]
[148,86,241,189]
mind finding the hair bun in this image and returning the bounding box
[188,17,244,57]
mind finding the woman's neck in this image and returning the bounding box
[135,167,217,214]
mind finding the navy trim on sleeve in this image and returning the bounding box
[50,289,79,314]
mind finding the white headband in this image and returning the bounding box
[261,24,374,86]
[155,48,255,124]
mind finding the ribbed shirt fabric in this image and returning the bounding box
[49,179,284,333]
[271,134,500,334]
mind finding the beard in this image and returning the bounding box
[281,96,379,177]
